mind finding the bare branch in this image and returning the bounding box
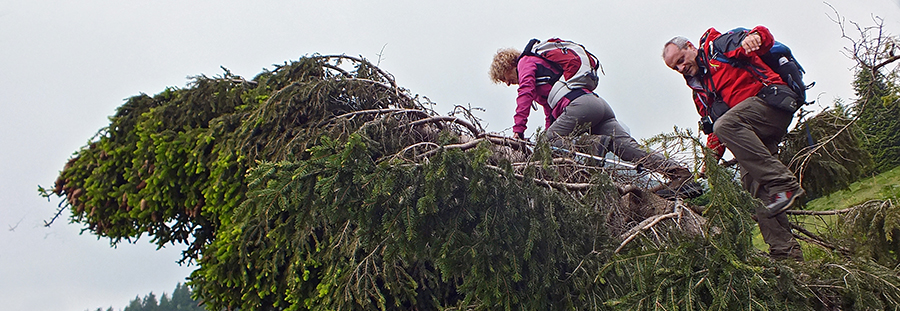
[321,63,352,78]
[615,201,694,254]
[44,203,68,227]
[318,108,431,128]
[398,141,441,159]
[615,210,681,254]
[872,54,900,72]
[417,138,485,159]
[406,116,481,137]
[786,207,856,216]
[313,54,398,88]
[484,165,593,191]
[790,222,851,255]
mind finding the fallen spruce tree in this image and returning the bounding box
[44,55,900,310]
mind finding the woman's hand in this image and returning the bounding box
[513,132,525,140]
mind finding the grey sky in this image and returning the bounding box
[2,1,898,310]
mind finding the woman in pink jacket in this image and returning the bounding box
[490,46,692,194]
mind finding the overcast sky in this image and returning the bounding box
[2,1,899,310]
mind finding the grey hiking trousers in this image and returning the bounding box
[713,96,801,256]
[545,93,681,174]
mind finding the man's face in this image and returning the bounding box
[663,43,699,76]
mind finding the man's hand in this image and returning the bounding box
[741,32,762,53]
[698,158,738,179]
[698,163,708,179]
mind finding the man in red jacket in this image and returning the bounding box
[662,26,804,260]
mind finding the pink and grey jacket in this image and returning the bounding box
[512,55,576,136]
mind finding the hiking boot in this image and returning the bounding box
[663,166,692,181]
[593,135,613,157]
[765,188,805,217]
[655,180,704,199]
[769,245,804,261]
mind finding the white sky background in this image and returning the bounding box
[1,1,899,310]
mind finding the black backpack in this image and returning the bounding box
[709,28,813,104]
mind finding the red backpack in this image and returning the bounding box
[521,38,603,108]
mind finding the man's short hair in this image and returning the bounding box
[662,36,692,58]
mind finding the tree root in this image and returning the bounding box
[615,200,707,254]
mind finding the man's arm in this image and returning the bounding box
[715,26,775,59]
[706,133,725,159]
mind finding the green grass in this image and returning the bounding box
[806,165,900,211]
[752,165,900,254]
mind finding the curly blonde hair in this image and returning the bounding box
[489,48,520,84]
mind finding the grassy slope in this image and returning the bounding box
[753,165,900,254]
[805,165,900,211]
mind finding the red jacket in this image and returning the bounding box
[685,26,786,157]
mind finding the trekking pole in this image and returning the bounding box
[545,145,644,173]
[491,134,645,173]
